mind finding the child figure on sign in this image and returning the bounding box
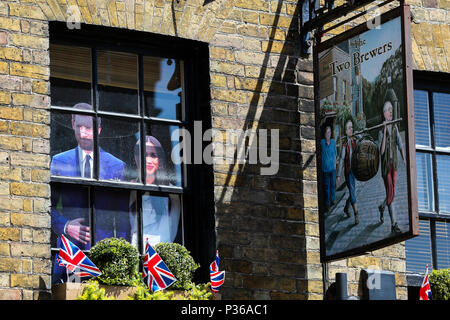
[337,118,359,225]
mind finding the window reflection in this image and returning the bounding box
[50,112,78,159]
[413,90,431,148]
[51,184,90,284]
[51,185,90,250]
[97,117,139,182]
[50,44,92,108]
[434,92,450,150]
[98,50,138,114]
[144,57,183,120]
[129,192,181,247]
[416,152,434,212]
[94,188,134,245]
[436,155,450,213]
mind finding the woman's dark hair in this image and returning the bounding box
[134,136,169,185]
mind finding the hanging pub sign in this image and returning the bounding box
[313,5,419,262]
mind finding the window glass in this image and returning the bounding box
[51,185,90,250]
[97,50,138,115]
[93,188,135,245]
[50,44,92,108]
[416,152,434,212]
[434,92,450,150]
[50,112,97,178]
[97,117,139,182]
[140,193,182,247]
[436,155,450,213]
[144,57,183,120]
[413,90,431,147]
[405,220,433,273]
[50,112,78,159]
[436,221,450,269]
[144,125,183,187]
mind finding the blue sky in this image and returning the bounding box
[357,17,402,82]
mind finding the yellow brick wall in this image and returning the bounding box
[0,0,439,300]
[0,0,52,300]
[409,0,449,72]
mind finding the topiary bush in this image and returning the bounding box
[153,242,199,290]
[89,237,140,286]
[429,268,450,300]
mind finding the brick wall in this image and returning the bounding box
[409,0,449,72]
[0,0,51,300]
[0,0,444,300]
[208,0,319,300]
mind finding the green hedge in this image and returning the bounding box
[429,269,450,300]
[153,242,200,290]
[89,237,140,286]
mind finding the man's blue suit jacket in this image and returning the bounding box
[51,146,131,250]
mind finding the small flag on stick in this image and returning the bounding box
[57,234,101,282]
[419,265,432,300]
[210,250,225,293]
[142,239,177,292]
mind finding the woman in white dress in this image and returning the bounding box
[129,136,181,247]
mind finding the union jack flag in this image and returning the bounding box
[210,250,225,293]
[142,240,177,292]
[57,234,101,281]
[419,265,432,300]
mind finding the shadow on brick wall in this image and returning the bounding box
[212,1,319,300]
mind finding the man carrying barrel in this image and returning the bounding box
[378,100,406,233]
[337,118,359,225]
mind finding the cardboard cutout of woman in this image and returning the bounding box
[129,136,181,247]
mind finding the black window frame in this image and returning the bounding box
[48,22,216,283]
[406,70,450,288]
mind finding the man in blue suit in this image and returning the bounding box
[51,103,131,283]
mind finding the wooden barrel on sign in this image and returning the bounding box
[351,137,379,181]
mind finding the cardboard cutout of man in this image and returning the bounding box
[51,103,130,283]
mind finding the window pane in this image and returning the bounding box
[50,112,97,178]
[143,125,183,187]
[98,117,139,182]
[416,152,434,212]
[434,92,450,150]
[93,188,134,245]
[413,90,431,147]
[405,220,433,273]
[436,155,450,213]
[436,221,450,269]
[144,57,183,120]
[50,44,91,108]
[97,50,138,115]
[51,185,90,250]
[141,193,182,246]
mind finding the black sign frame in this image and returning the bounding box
[313,4,418,262]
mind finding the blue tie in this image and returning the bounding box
[84,154,91,178]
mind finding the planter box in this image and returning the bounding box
[52,283,220,300]
[52,282,137,300]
